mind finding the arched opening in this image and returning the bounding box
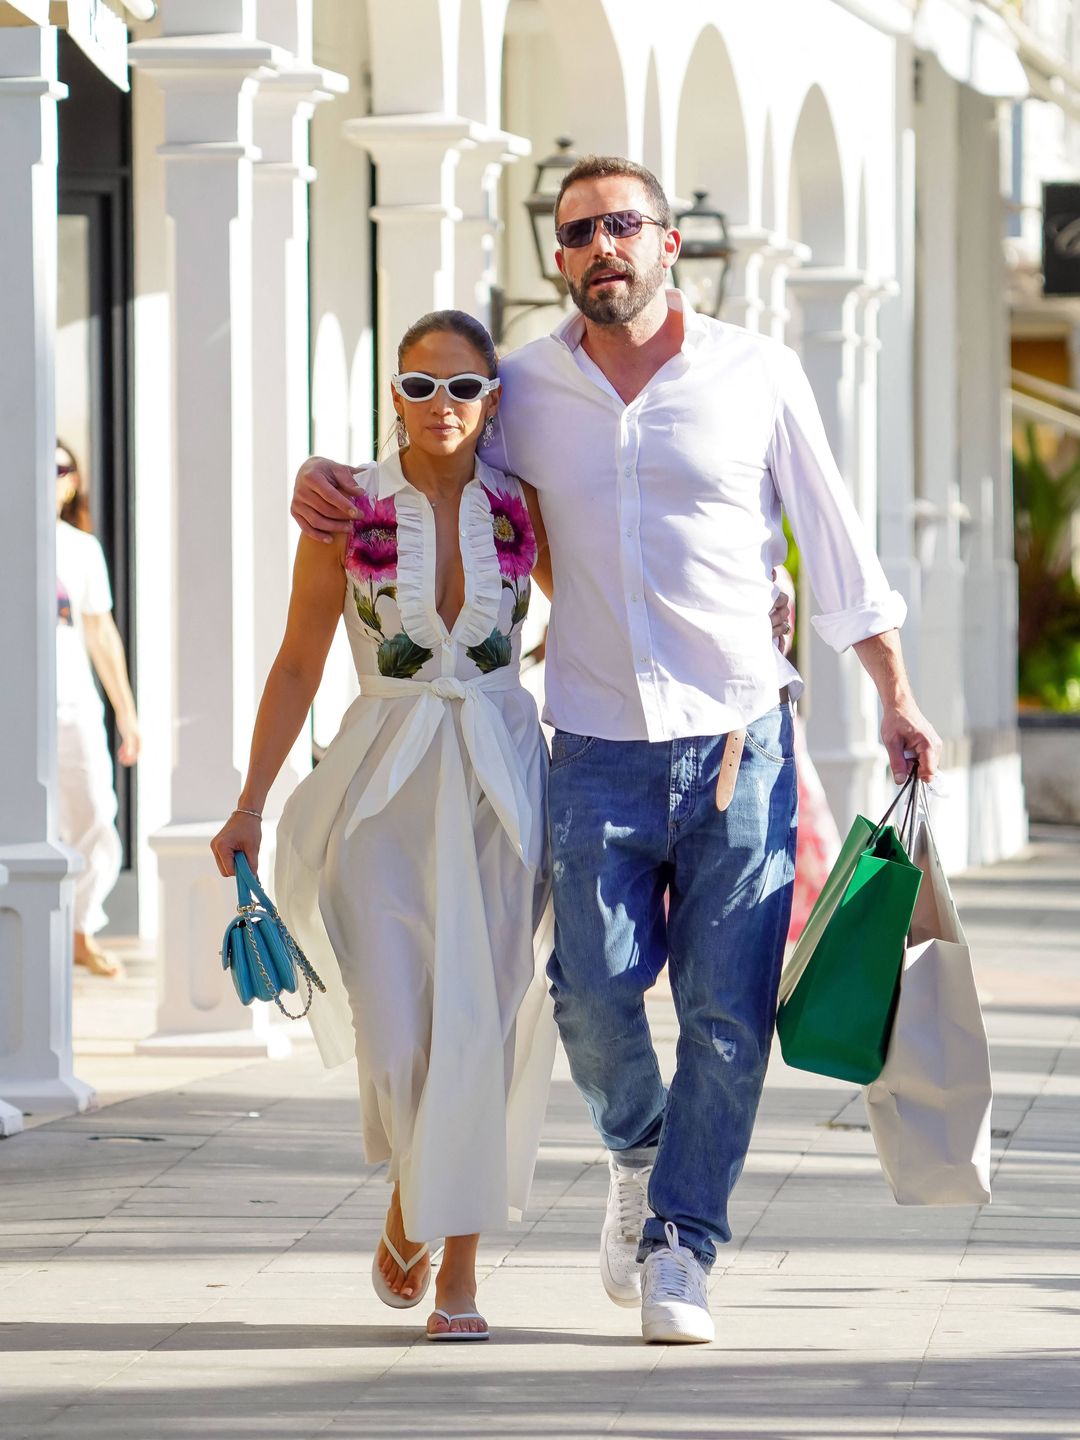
[675,25,750,224]
[856,166,869,272]
[643,52,663,180]
[788,84,846,266]
[762,113,777,232]
[367,0,451,113]
[457,0,488,123]
[538,0,630,156]
[498,0,571,347]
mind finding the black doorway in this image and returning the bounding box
[57,31,136,933]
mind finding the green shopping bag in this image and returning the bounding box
[775,772,922,1085]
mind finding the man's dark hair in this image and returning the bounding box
[554,156,673,230]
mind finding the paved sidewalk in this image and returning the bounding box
[1,832,1078,1440]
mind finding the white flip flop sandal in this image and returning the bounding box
[427,1308,489,1342]
[371,1230,431,1310]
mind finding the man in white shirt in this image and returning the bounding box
[291,157,940,1345]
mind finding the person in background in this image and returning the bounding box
[56,443,140,978]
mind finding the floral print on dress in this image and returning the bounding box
[467,483,537,674]
[346,493,434,679]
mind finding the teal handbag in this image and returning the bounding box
[221,853,325,1018]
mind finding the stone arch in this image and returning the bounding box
[788,84,846,265]
[675,24,750,224]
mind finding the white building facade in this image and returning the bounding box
[1,0,1056,1120]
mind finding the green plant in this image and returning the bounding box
[1013,422,1080,711]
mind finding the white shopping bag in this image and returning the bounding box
[864,796,993,1205]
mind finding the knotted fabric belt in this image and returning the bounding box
[345,666,538,864]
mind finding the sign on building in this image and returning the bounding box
[1043,183,1080,297]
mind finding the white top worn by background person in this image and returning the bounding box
[56,519,113,719]
[482,289,907,742]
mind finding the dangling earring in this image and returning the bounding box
[395,415,408,448]
[481,416,495,447]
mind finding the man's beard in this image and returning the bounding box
[565,249,667,325]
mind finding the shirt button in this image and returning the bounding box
[442,638,452,650]
[630,592,640,602]
[625,527,633,537]
[624,466,632,477]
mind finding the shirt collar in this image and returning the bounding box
[378,450,409,497]
[551,286,707,355]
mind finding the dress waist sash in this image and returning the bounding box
[333,665,537,864]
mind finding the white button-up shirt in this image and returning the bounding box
[483,290,906,742]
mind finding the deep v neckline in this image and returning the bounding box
[419,482,473,640]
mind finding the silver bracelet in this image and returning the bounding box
[234,807,263,821]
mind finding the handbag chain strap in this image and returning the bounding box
[236,894,326,1020]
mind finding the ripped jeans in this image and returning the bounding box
[546,707,798,1269]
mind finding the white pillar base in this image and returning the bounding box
[0,1099,25,1137]
[143,824,291,1060]
[135,1026,292,1060]
[0,844,97,1117]
[0,1074,96,1116]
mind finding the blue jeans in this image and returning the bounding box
[546,706,798,1269]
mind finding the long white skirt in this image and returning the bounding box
[58,710,122,935]
[276,675,556,1243]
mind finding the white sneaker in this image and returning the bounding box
[599,1153,653,1307]
[640,1221,714,1344]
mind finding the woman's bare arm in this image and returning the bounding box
[211,535,346,875]
[83,611,140,762]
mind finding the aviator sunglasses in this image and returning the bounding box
[392,372,501,403]
[554,208,665,249]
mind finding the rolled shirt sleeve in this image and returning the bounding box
[768,346,906,652]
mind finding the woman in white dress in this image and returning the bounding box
[211,311,555,1342]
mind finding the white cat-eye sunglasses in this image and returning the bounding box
[392,372,501,403]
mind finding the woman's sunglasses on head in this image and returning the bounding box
[555,209,665,250]
[392,373,501,403]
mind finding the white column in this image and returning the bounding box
[877,121,922,701]
[787,268,888,828]
[913,56,968,869]
[0,24,94,1119]
[0,856,19,1129]
[129,25,291,1057]
[251,61,345,817]
[722,227,771,332]
[759,235,811,343]
[453,128,529,323]
[956,86,1026,864]
[344,114,477,411]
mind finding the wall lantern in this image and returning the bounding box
[671,190,734,319]
[491,137,578,345]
